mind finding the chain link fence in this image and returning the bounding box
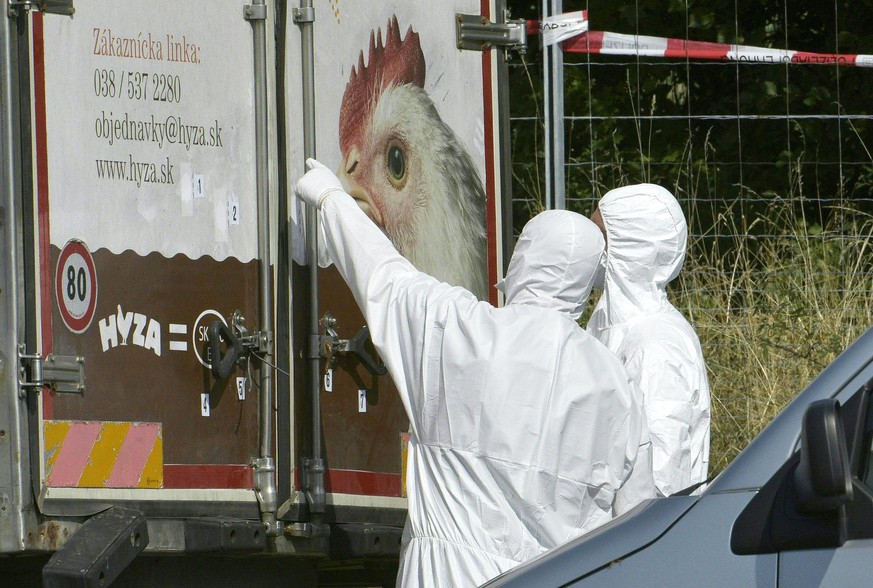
[507,1,873,471]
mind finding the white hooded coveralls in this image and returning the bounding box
[307,183,643,587]
[588,184,711,497]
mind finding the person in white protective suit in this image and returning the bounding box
[587,183,711,498]
[296,159,647,588]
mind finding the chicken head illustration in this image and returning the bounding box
[337,16,488,300]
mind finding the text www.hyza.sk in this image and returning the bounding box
[95,155,175,188]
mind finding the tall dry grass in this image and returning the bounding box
[675,201,873,473]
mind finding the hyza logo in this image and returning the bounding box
[98,304,162,356]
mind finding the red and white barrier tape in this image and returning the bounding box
[536,10,589,47]
[565,30,873,66]
[528,14,873,67]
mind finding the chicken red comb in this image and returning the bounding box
[339,15,426,155]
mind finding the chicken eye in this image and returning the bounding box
[387,144,406,182]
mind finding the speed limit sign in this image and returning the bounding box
[55,240,98,334]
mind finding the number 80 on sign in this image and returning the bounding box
[55,240,98,334]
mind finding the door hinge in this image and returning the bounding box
[292,6,314,24]
[18,344,85,397]
[456,11,527,54]
[243,3,266,22]
[8,0,74,18]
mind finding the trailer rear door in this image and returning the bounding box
[283,0,508,522]
[32,0,271,517]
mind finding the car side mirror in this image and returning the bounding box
[732,397,855,555]
[792,399,853,514]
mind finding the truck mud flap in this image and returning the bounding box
[183,518,268,554]
[42,506,148,588]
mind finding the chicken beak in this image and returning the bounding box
[337,151,384,226]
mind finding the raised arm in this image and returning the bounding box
[295,159,473,428]
[296,159,421,311]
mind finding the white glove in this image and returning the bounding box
[295,158,345,209]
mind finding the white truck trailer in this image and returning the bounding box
[0,1,523,584]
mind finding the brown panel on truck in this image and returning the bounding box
[50,247,260,465]
[317,266,408,474]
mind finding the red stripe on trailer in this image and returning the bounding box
[163,464,254,489]
[325,469,402,497]
[481,0,499,307]
[292,468,403,498]
[31,12,56,421]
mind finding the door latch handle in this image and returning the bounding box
[209,320,244,380]
[208,311,271,380]
[320,313,387,376]
[346,325,387,376]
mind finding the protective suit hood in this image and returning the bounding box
[597,184,687,326]
[501,210,604,321]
